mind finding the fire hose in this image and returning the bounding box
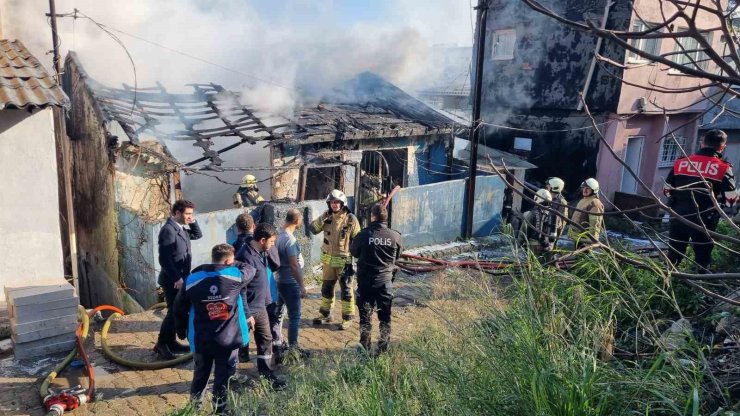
[397,253,515,274]
[40,303,193,414]
[40,305,124,416]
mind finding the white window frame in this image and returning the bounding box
[627,21,662,63]
[669,30,712,74]
[491,29,516,61]
[657,136,686,167]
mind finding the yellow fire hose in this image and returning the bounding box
[100,312,193,369]
[38,306,90,398]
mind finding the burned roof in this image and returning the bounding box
[0,40,68,110]
[64,53,458,168]
[278,72,457,144]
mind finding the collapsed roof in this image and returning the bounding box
[64,53,460,168]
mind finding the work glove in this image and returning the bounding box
[341,263,355,285]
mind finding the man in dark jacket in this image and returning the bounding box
[235,223,286,389]
[664,129,737,272]
[231,212,282,363]
[174,244,255,415]
[155,200,203,360]
[350,204,402,354]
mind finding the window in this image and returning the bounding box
[627,21,661,62]
[492,29,516,60]
[670,30,712,73]
[658,136,686,167]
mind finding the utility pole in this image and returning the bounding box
[49,0,81,296]
[464,0,488,238]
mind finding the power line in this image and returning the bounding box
[58,9,296,93]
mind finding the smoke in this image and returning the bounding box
[1,0,472,212]
[2,0,472,113]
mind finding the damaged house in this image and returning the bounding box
[475,0,725,210]
[61,54,529,311]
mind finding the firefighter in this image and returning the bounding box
[568,178,605,247]
[309,189,361,330]
[664,129,737,272]
[350,204,402,354]
[233,174,265,208]
[545,177,569,242]
[358,172,385,227]
[517,189,556,254]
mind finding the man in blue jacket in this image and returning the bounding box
[235,223,286,389]
[155,200,203,360]
[174,244,256,415]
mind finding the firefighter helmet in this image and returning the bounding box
[534,188,552,204]
[546,177,565,193]
[581,178,600,194]
[326,189,348,206]
[241,174,257,187]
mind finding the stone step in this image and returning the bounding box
[10,313,78,341]
[10,296,78,322]
[13,332,76,360]
[4,283,74,307]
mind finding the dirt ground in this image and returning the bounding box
[0,271,442,416]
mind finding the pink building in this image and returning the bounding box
[596,0,727,208]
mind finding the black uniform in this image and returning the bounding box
[665,147,736,270]
[173,263,255,414]
[350,221,402,353]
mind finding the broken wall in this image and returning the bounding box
[63,56,143,312]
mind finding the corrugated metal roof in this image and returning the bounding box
[0,39,68,110]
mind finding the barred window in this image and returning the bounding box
[492,29,516,61]
[628,21,661,62]
[658,136,686,167]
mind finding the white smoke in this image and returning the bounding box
[1,0,473,211]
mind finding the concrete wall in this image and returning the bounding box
[118,207,159,308]
[618,0,725,115]
[390,175,505,248]
[597,113,699,202]
[0,109,66,294]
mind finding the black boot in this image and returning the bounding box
[153,342,175,360]
[169,341,191,354]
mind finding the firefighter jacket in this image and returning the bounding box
[517,208,554,250]
[664,148,737,216]
[233,187,265,207]
[550,193,569,238]
[309,207,361,268]
[350,221,403,286]
[173,263,255,353]
[569,195,605,242]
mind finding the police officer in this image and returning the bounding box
[173,244,256,415]
[517,189,556,254]
[664,129,737,271]
[309,190,361,330]
[233,174,265,207]
[350,204,402,354]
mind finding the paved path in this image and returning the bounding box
[0,272,437,416]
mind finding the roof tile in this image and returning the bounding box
[0,39,68,109]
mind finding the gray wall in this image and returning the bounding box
[0,109,66,295]
[391,175,505,248]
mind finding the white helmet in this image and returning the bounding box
[546,177,565,193]
[534,188,552,204]
[581,178,600,194]
[326,189,348,206]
